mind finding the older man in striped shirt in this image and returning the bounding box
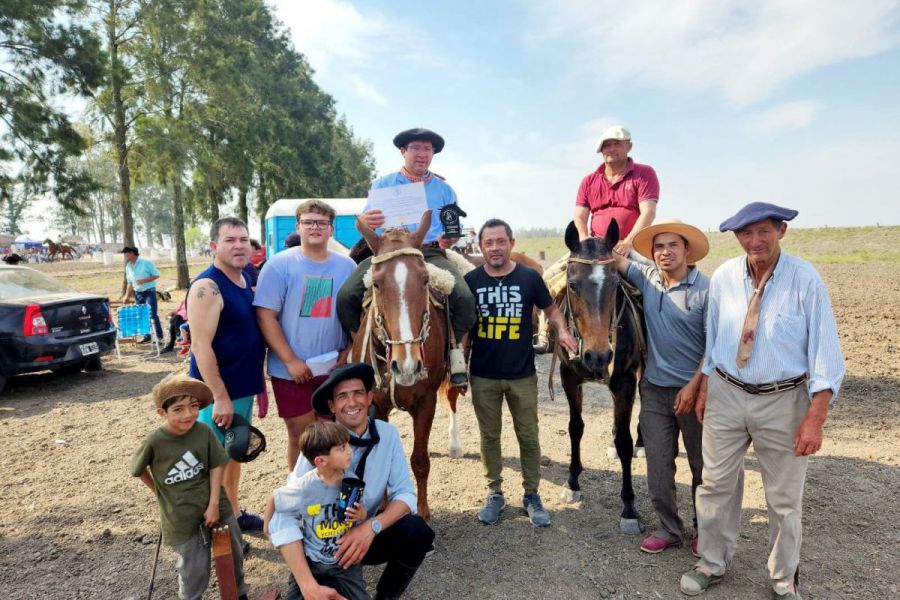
[680,203,845,600]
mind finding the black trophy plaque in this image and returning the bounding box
[439,203,467,238]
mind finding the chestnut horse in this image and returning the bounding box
[44,239,79,261]
[351,210,450,521]
[556,219,646,534]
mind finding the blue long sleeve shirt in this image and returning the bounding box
[366,171,459,243]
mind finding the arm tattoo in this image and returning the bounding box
[209,281,220,296]
[196,286,206,299]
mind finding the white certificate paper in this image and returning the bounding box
[367,182,428,229]
[306,350,339,377]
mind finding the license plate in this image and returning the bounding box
[79,342,99,356]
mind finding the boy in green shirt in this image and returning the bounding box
[129,373,249,600]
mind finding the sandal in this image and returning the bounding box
[680,568,722,596]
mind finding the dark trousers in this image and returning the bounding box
[336,249,476,342]
[285,514,434,600]
[639,378,703,541]
[136,288,164,338]
[167,314,186,349]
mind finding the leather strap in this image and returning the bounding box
[212,524,239,600]
[715,368,807,395]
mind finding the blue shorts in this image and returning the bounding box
[198,395,255,444]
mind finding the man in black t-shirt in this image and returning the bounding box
[465,219,577,527]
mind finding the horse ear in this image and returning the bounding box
[564,221,581,253]
[606,219,620,250]
[410,210,432,248]
[356,217,381,254]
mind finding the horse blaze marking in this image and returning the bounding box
[394,262,415,372]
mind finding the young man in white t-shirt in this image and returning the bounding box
[255,200,356,470]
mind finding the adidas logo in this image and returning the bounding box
[164,451,205,484]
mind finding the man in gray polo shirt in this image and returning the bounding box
[613,219,710,557]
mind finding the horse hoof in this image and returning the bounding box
[561,488,582,503]
[619,518,645,535]
[635,446,646,459]
[607,446,618,460]
[448,445,463,459]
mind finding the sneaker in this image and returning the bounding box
[523,493,550,527]
[478,492,506,525]
[691,535,700,558]
[237,509,264,532]
[774,591,802,600]
[680,568,722,596]
[639,534,680,554]
[137,334,151,344]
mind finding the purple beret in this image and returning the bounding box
[719,202,798,232]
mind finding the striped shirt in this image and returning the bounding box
[702,253,845,400]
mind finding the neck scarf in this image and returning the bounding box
[736,256,778,368]
[347,417,380,480]
[401,166,433,183]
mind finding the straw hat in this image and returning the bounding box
[151,373,213,409]
[632,220,709,263]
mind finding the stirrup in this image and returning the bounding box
[449,348,468,386]
[533,334,550,354]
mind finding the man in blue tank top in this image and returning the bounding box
[188,216,266,534]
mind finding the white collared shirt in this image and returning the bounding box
[702,253,845,400]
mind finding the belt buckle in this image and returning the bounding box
[743,383,760,394]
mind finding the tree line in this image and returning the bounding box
[1,0,375,287]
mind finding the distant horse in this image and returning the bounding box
[351,210,453,521]
[44,239,79,261]
[556,219,646,534]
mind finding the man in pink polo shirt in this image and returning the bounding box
[535,125,659,353]
[573,125,659,252]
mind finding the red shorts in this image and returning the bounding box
[270,375,329,419]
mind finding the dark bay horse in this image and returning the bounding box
[557,219,645,534]
[351,210,450,521]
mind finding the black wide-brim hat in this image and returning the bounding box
[216,414,267,463]
[312,362,376,416]
[393,128,445,153]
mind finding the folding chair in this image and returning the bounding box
[115,304,161,358]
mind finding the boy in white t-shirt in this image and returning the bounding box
[265,421,368,600]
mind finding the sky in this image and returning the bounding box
[16,0,900,240]
[270,0,900,233]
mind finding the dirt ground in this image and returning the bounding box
[0,260,898,599]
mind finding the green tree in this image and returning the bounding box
[0,0,104,208]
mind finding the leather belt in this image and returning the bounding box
[715,368,807,395]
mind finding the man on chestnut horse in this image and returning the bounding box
[337,128,476,388]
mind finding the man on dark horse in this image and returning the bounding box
[611,220,710,558]
[336,128,476,387]
[536,124,659,352]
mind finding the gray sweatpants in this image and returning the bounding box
[170,514,248,600]
[639,378,703,542]
[694,373,810,595]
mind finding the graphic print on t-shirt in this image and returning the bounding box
[299,275,334,318]
[164,450,205,485]
[474,285,523,340]
[305,500,352,558]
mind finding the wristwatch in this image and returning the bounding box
[370,518,382,535]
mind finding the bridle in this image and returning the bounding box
[549,254,623,399]
[355,246,433,406]
[369,247,433,347]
